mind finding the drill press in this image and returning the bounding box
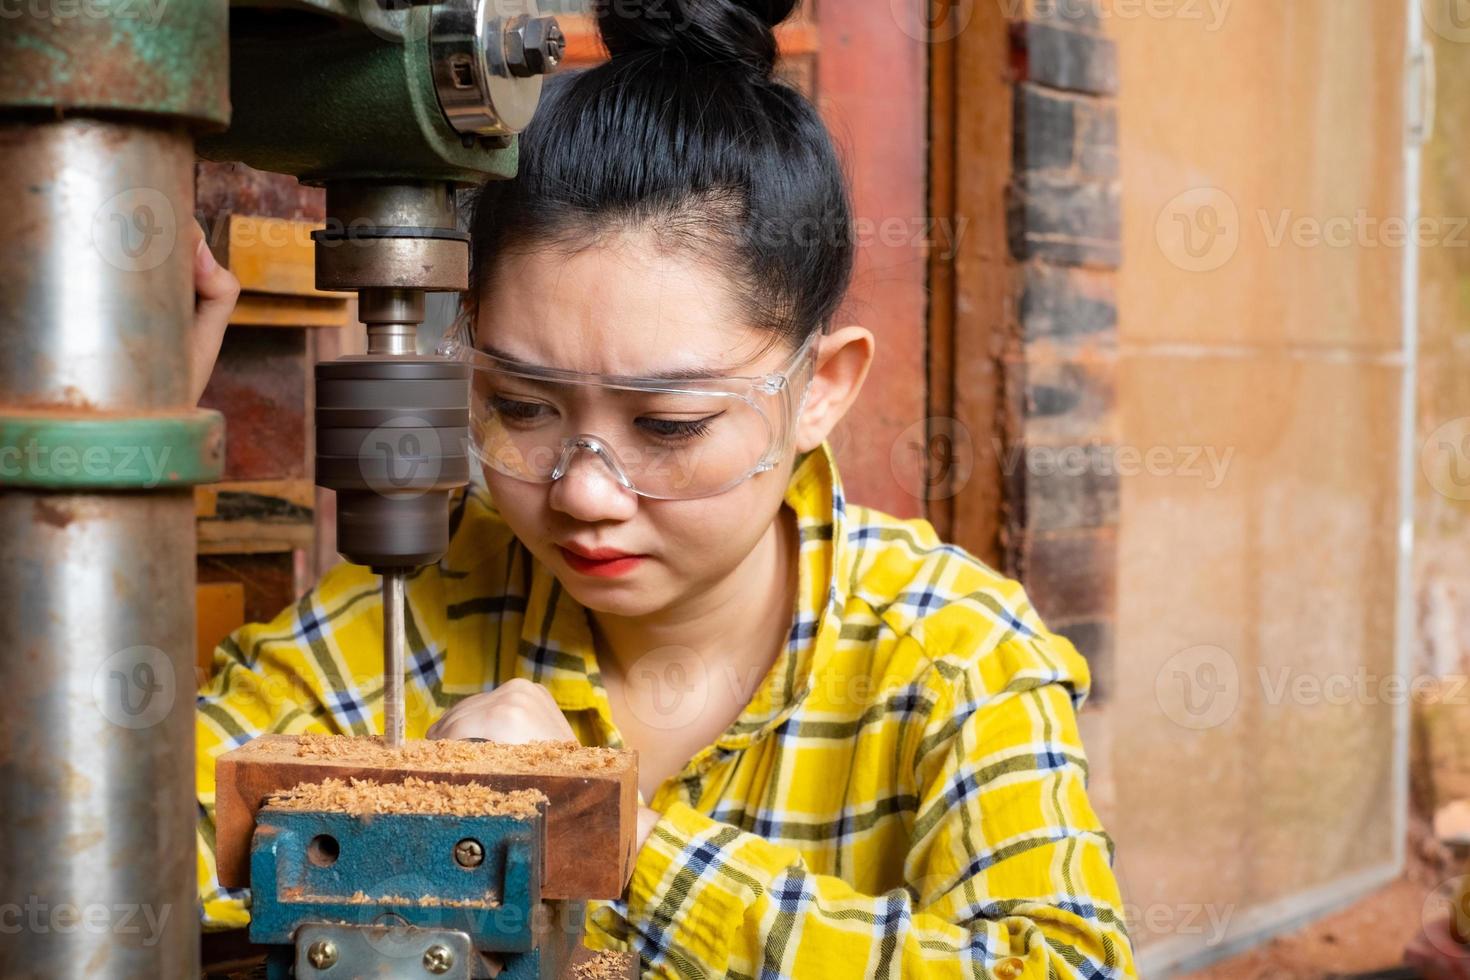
[1,2,637,977]
[200,0,566,748]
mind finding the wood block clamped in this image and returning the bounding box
[213,734,640,979]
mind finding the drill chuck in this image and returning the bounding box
[315,356,471,571]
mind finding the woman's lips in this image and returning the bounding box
[557,546,646,578]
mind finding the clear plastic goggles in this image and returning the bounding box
[436,313,820,500]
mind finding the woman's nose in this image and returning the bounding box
[546,447,639,522]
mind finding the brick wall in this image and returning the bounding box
[1002,4,1121,701]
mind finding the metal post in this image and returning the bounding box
[0,9,229,976]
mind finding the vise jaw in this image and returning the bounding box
[249,803,583,979]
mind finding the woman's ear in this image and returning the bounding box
[793,325,875,453]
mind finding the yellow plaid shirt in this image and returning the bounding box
[196,441,1135,978]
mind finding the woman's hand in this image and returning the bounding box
[188,218,240,406]
[426,679,665,852]
[426,678,576,744]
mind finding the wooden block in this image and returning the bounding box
[197,479,315,556]
[222,215,334,299]
[196,582,245,685]
[557,12,816,66]
[230,293,350,329]
[214,735,638,901]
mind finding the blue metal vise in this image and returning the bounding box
[249,802,584,979]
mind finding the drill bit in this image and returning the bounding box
[360,287,424,751]
[382,570,406,748]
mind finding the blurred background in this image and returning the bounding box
[190,0,1470,975]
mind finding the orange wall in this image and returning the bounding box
[1104,0,1408,967]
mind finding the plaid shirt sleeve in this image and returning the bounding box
[614,634,1135,980]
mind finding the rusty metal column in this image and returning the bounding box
[0,9,229,979]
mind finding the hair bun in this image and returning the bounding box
[596,0,797,79]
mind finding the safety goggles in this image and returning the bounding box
[436,313,820,499]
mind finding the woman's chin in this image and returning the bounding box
[563,581,669,618]
[554,561,672,616]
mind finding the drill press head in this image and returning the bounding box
[311,181,475,572]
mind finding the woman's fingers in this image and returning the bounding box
[425,681,575,743]
[188,219,240,405]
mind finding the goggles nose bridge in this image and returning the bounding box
[548,434,638,492]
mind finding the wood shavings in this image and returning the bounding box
[241,734,629,776]
[344,890,499,909]
[265,775,547,818]
[573,950,634,980]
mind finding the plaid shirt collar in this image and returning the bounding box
[442,441,853,748]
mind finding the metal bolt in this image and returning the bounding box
[453,838,484,868]
[423,945,455,974]
[306,939,338,970]
[505,15,565,77]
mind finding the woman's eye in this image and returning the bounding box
[491,395,553,422]
[636,414,722,440]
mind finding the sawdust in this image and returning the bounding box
[242,734,629,776]
[344,890,499,909]
[265,776,547,818]
[573,951,632,979]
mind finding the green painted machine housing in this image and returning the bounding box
[197,2,519,184]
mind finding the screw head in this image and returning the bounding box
[424,944,455,974]
[306,939,338,970]
[453,838,484,868]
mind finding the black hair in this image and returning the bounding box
[467,0,854,352]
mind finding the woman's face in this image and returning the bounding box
[473,231,802,618]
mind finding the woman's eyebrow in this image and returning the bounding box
[476,342,741,381]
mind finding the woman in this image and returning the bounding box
[192,1,1136,976]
